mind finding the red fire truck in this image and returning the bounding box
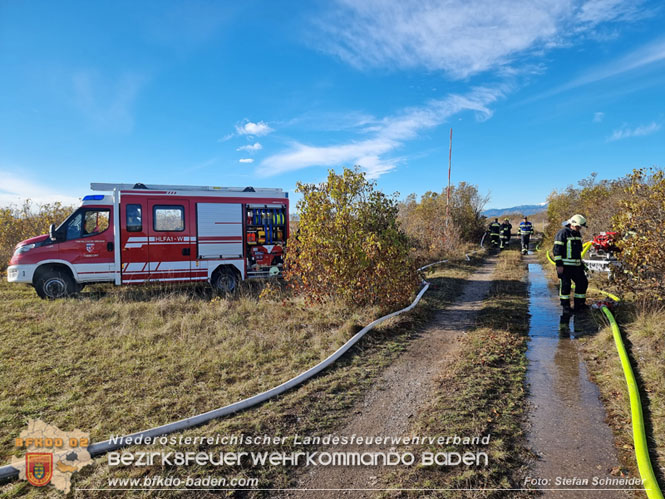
[6,183,289,299]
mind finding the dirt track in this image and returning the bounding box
[285,257,498,498]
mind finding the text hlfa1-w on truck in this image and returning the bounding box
[6,183,289,298]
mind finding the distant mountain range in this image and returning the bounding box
[482,203,548,217]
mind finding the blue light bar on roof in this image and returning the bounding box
[83,195,105,201]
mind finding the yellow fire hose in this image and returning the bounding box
[546,241,592,263]
[546,250,555,264]
[600,304,663,499]
[544,243,663,497]
[582,240,592,257]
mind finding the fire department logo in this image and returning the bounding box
[11,419,92,493]
[86,243,94,253]
[26,453,53,487]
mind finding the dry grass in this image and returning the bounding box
[580,305,665,489]
[1,259,478,497]
[0,280,379,464]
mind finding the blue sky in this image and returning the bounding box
[1,0,663,210]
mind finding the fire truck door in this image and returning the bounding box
[120,201,149,283]
[58,206,115,282]
[147,200,194,282]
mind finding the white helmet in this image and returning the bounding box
[568,214,587,227]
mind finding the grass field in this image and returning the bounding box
[1,256,480,496]
[0,280,379,464]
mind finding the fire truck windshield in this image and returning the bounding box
[56,208,110,240]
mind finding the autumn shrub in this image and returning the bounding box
[543,169,665,299]
[397,182,487,264]
[612,168,665,300]
[544,173,627,243]
[398,192,448,263]
[285,167,419,311]
[0,200,74,270]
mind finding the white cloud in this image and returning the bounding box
[0,170,82,207]
[575,0,649,25]
[236,142,263,152]
[281,110,379,132]
[258,87,503,178]
[235,121,273,137]
[71,70,146,132]
[567,37,665,86]
[313,0,649,79]
[593,112,605,122]
[355,155,400,179]
[608,122,661,141]
[217,133,234,142]
[529,37,665,102]
[239,158,254,163]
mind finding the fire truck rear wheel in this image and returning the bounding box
[35,269,77,300]
[211,267,238,294]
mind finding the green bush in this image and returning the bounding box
[285,167,419,311]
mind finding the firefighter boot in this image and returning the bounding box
[573,297,588,313]
[559,313,571,335]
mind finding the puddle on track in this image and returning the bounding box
[526,262,630,498]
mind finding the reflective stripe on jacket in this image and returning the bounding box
[552,226,583,266]
[519,221,534,235]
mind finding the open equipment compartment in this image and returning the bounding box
[245,203,288,277]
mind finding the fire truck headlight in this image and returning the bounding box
[14,243,36,256]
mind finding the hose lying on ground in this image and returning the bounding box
[599,302,663,499]
[0,260,451,483]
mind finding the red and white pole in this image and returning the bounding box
[446,128,452,226]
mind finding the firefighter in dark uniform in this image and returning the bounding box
[499,218,512,249]
[519,216,534,254]
[488,218,501,248]
[553,214,588,313]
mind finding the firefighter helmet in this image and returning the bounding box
[568,214,587,227]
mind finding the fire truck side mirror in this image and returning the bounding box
[49,223,63,242]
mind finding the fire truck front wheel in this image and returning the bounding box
[211,267,239,294]
[34,269,78,300]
